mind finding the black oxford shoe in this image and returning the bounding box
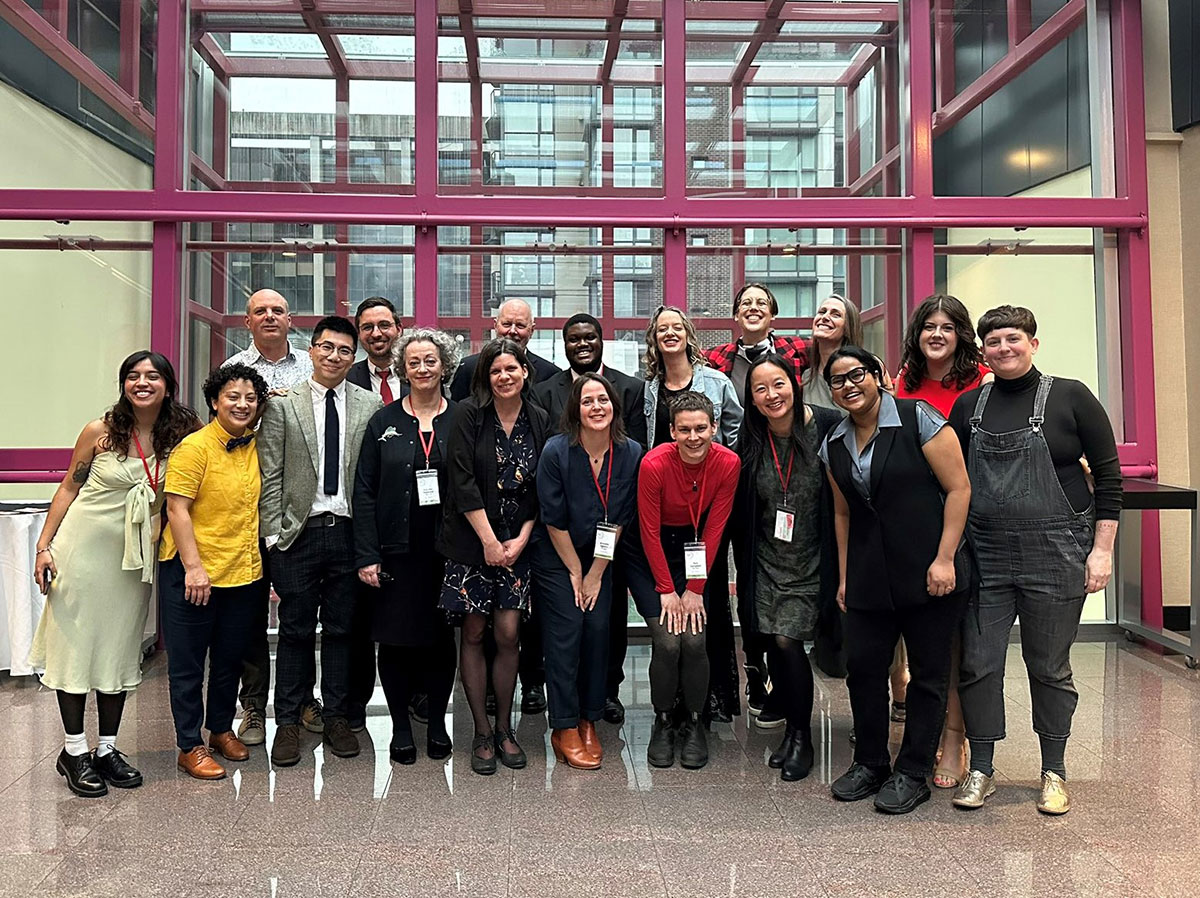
[56,749,108,798]
[94,748,143,788]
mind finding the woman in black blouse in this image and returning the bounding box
[437,338,551,775]
[820,346,971,815]
[948,306,1121,816]
[533,374,643,769]
[354,329,459,766]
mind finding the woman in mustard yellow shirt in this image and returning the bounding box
[159,363,268,780]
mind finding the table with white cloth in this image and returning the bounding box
[0,501,49,674]
[0,500,159,675]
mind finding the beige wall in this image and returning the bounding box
[0,82,153,500]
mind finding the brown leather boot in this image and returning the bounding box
[550,728,600,770]
[209,730,250,762]
[578,720,603,762]
[178,745,226,780]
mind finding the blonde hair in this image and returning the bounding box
[811,293,864,378]
[644,306,703,382]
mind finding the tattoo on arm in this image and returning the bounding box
[71,461,92,484]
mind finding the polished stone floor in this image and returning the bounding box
[1,638,1199,897]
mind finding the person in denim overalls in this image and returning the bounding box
[947,305,1122,816]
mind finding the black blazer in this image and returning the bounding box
[449,350,561,402]
[347,359,411,400]
[825,399,960,611]
[533,366,648,446]
[352,399,456,566]
[436,397,552,567]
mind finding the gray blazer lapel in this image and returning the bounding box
[291,386,320,474]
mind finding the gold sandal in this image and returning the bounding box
[933,739,968,789]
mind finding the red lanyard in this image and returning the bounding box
[590,442,613,522]
[680,452,709,540]
[132,433,160,492]
[417,428,435,469]
[768,432,794,501]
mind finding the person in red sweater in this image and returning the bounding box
[637,391,740,771]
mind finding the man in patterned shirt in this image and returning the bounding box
[222,288,321,747]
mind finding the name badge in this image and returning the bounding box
[684,541,708,579]
[416,469,441,506]
[774,505,795,543]
[594,523,619,561]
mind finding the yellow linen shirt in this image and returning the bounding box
[159,420,263,588]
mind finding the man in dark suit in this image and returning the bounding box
[534,313,646,724]
[449,298,561,402]
[347,297,408,404]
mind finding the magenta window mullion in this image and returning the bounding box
[150,0,185,362]
[907,0,935,200]
[413,0,439,327]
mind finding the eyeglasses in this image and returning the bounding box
[313,341,355,360]
[828,366,870,390]
[737,297,772,311]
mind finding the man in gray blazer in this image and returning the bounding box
[258,316,384,767]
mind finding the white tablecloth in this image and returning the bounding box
[0,504,48,674]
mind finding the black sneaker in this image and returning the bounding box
[323,717,361,758]
[56,749,107,798]
[409,693,430,725]
[678,713,709,770]
[874,772,931,814]
[746,667,769,717]
[646,712,676,768]
[755,704,787,730]
[520,685,547,715]
[94,748,143,788]
[831,762,891,801]
[602,695,625,725]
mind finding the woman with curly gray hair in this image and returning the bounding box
[353,328,460,765]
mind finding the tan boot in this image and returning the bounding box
[551,728,600,770]
[578,720,603,762]
[178,745,226,780]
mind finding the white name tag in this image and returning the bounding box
[594,523,619,561]
[684,541,708,579]
[416,469,441,506]
[774,505,795,542]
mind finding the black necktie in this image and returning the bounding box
[746,343,767,362]
[324,389,339,495]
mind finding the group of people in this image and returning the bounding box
[29,284,1121,818]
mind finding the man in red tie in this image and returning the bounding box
[348,297,406,405]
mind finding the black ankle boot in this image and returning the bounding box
[56,749,108,798]
[647,711,676,768]
[679,713,709,770]
[781,735,815,782]
[769,727,796,769]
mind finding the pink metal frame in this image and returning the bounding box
[0,0,1161,616]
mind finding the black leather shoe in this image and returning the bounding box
[409,693,430,725]
[874,772,931,814]
[831,762,891,802]
[520,685,547,715]
[746,667,769,716]
[494,728,527,769]
[323,717,361,759]
[704,692,732,725]
[780,737,815,782]
[769,728,796,769]
[427,729,453,760]
[94,748,143,788]
[471,733,497,776]
[602,695,625,725]
[389,732,416,765]
[647,712,675,768]
[678,713,709,770]
[56,749,107,798]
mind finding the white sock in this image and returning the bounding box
[96,735,117,757]
[64,732,89,757]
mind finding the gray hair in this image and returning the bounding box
[392,328,461,385]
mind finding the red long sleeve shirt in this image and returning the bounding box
[637,441,741,595]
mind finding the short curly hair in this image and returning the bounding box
[392,328,461,385]
[204,363,269,414]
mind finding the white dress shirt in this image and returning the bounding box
[369,365,403,401]
[308,378,349,519]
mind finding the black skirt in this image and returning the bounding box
[373,494,446,646]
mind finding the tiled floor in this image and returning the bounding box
[2,639,1199,897]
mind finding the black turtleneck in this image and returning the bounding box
[948,366,1123,520]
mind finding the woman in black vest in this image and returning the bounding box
[818,346,971,815]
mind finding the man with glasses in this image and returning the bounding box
[258,316,384,767]
[704,283,812,729]
[223,289,319,748]
[348,297,408,404]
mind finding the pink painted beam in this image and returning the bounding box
[933,0,955,107]
[848,146,900,195]
[194,34,232,80]
[729,0,787,87]
[662,0,685,202]
[118,0,141,97]
[842,45,881,91]
[598,0,629,86]
[933,0,1085,137]
[299,0,349,79]
[412,0,437,326]
[190,154,226,190]
[908,0,935,199]
[459,0,482,85]
[41,0,68,33]
[1007,0,1033,48]
[0,0,154,135]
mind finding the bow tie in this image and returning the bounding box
[226,433,255,452]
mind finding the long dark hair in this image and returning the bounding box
[898,294,983,394]
[739,354,815,473]
[470,337,532,406]
[561,373,627,446]
[101,351,201,459]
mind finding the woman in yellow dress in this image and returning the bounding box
[31,351,200,797]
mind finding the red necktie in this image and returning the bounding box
[377,368,394,405]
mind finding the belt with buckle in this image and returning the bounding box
[305,512,347,530]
